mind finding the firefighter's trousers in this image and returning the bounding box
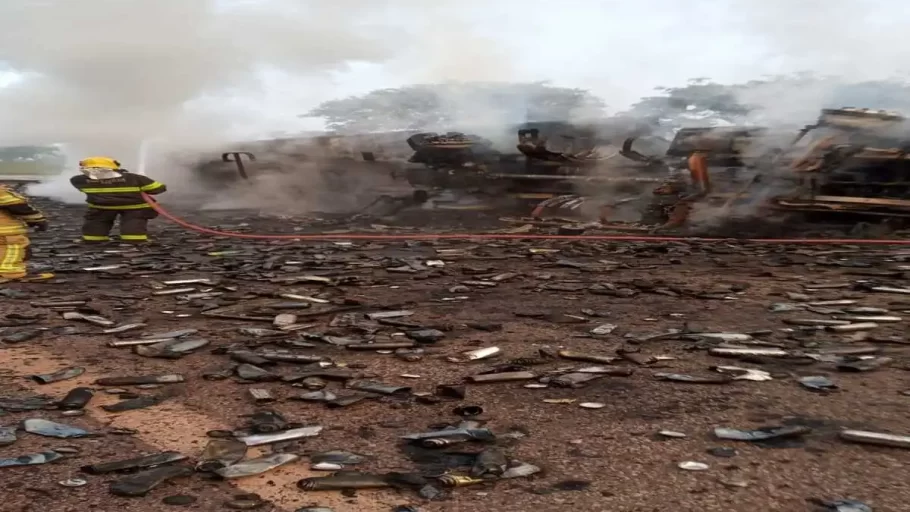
[82,208,158,243]
[0,234,29,279]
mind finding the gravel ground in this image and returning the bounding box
[0,199,909,512]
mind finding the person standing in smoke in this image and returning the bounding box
[70,157,167,243]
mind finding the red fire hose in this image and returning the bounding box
[141,193,910,245]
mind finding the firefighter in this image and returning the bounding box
[0,184,53,281]
[70,157,167,243]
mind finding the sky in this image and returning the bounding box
[0,0,908,147]
[188,1,835,133]
[0,72,18,88]
[220,0,910,129]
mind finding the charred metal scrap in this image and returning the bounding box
[188,106,910,231]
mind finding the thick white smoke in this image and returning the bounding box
[1,0,909,208]
[0,0,503,202]
[725,0,910,127]
[730,0,910,81]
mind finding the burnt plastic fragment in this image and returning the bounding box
[109,465,193,497]
[81,451,187,474]
[58,387,94,410]
[31,367,85,384]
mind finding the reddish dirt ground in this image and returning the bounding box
[1,200,909,512]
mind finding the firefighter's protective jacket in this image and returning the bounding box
[70,173,166,210]
[0,186,47,237]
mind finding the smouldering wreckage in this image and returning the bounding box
[642,107,910,231]
[195,106,910,231]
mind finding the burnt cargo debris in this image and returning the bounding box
[184,107,910,229]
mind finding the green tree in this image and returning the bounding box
[624,74,910,133]
[305,81,608,133]
[0,145,64,177]
[626,79,752,122]
[0,145,62,161]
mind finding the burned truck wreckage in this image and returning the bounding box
[195,107,910,230]
[642,107,910,230]
[402,121,666,209]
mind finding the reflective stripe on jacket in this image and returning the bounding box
[0,186,46,237]
[70,173,166,209]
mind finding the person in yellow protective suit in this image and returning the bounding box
[0,185,54,281]
[69,157,167,243]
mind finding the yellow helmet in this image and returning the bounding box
[79,156,121,169]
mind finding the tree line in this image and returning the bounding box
[7,75,910,160]
[306,75,910,134]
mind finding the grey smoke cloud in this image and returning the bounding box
[0,0,500,202]
[729,0,910,81]
[0,0,406,152]
[1,0,909,207]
